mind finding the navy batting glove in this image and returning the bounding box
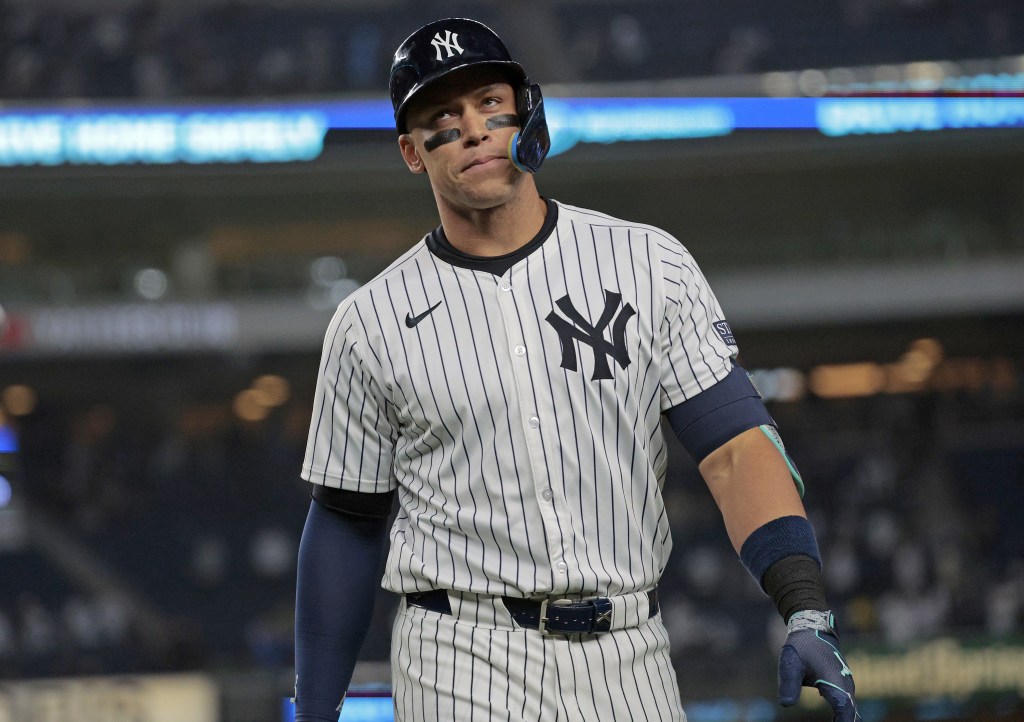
[778,610,860,722]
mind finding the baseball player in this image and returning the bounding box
[294,17,860,722]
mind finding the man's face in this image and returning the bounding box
[399,66,523,210]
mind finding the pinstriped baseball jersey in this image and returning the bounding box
[301,199,738,598]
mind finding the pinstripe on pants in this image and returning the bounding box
[392,593,687,722]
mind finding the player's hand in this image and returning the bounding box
[777,610,860,722]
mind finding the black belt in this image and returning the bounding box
[405,589,658,635]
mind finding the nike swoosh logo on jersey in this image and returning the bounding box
[405,301,442,328]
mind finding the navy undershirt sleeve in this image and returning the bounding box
[294,499,389,722]
[312,484,395,519]
[665,364,774,463]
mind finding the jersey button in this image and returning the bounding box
[541,488,553,501]
[556,561,568,573]
[499,281,512,292]
[513,345,526,356]
[528,416,540,428]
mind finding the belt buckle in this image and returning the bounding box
[537,598,573,635]
[591,597,613,632]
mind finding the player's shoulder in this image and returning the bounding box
[554,200,690,255]
[326,236,432,325]
[340,236,432,303]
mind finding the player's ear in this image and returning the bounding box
[398,134,426,174]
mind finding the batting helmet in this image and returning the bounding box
[389,18,550,172]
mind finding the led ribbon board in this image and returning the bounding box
[0,107,329,166]
[1,98,1022,166]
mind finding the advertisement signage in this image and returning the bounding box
[0,674,219,722]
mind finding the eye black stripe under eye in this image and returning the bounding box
[424,128,461,152]
[485,114,519,130]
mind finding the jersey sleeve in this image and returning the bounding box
[657,237,739,410]
[302,300,397,493]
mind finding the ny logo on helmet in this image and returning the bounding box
[546,289,636,381]
[431,30,464,61]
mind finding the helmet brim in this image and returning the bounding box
[394,60,527,133]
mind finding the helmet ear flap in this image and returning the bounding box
[508,83,550,173]
[515,82,538,119]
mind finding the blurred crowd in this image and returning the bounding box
[0,588,136,679]
[1,360,1021,692]
[0,0,1021,102]
[3,389,315,677]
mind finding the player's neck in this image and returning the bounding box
[436,188,548,258]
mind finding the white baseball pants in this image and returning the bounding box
[391,591,687,721]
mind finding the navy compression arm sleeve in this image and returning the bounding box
[294,499,388,722]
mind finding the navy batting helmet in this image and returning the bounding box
[389,18,550,172]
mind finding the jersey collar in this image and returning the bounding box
[426,198,558,276]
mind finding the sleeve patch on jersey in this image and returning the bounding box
[713,320,736,346]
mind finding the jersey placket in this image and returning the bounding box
[496,266,569,590]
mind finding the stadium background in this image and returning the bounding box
[1,0,1023,720]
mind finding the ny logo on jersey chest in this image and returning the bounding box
[546,289,635,381]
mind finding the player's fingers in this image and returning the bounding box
[817,682,858,722]
[835,700,860,722]
[777,644,804,706]
[831,702,859,722]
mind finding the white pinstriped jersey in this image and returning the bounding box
[302,200,738,598]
